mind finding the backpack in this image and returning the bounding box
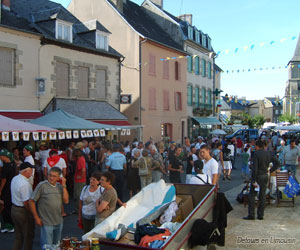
[212,149,220,162]
[223,148,231,161]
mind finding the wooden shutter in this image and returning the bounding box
[78,66,89,98]
[195,56,200,75]
[175,61,179,80]
[0,47,14,85]
[163,90,170,110]
[163,60,169,79]
[56,61,69,96]
[96,70,106,99]
[149,54,156,75]
[175,92,182,110]
[149,87,157,110]
[187,56,193,72]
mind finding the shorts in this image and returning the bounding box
[224,161,232,170]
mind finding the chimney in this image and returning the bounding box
[2,0,10,10]
[110,0,124,12]
[150,0,163,9]
[178,14,192,25]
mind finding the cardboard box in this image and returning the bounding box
[173,195,194,222]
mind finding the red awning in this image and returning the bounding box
[0,111,43,121]
[93,120,132,126]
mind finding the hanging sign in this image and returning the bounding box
[93,130,100,137]
[32,132,39,141]
[121,129,126,136]
[66,131,72,139]
[100,129,106,137]
[80,130,87,138]
[2,132,9,141]
[87,130,93,138]
[126,129,131,135]
[12,132,19,141]
[23,132,30,141]
[49,132,57,140]
[41,132,48,140]
[58,131,65,140]
[73,130,79,139]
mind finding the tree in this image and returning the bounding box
[253,114,266,128]
[278,114,297,124]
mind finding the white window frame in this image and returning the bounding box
[56,19,73,43]
[96,31,109,51]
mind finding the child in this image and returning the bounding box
[222,143,232,180]
[241,146,250,179]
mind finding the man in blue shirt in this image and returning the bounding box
[106,144,127,201]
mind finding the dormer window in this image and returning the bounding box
[96,32,109,51]
[56,20,73,42]
[207,37,211,50]
[202,34,207,48]
[188,26,193,40]
[195,30,200,43]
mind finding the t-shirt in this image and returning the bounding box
[169,155,182,180]
[189,174,212,185]
[43,157,67,177]
[97,187,117,219]
[106,152,126,170]
[31,180,63,226]
[186,155,193,174]
[74,156,86,183]
[241,152,250,165]
[227,144,235,156]
[1,162,17,195]
[222,148,231,161]
[284,146,300,165]
[80,185,104,217]
[35,149,50,167]
[203,158,218,183]
[11,174,32,207]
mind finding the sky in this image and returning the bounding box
[54,0,300,100]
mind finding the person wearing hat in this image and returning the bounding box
[189,155,212,184]
[23,144,35,187]
[0,149,17,233]
[10,162,35,250]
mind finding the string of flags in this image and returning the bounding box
[0,129,131,142]
[216,35,298,55]
[221,65,293,74]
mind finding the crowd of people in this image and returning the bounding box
[0,130,297,249]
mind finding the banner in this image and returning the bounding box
[100,129,106,137]
[73,130,79,139]
[80,130,87,138]
[87,130,93,138]
[12,132,19,141]
[23,132,30,141]
[2,132,9,141]
[41,132,48,141]
[93,130,100,137]
[32,132,39,141]
[49,132,57,140]
[58,131,65,140]
[66,131,72,139]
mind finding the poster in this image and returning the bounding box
[32,132,39,141]
[2,132,9,141]
[12,132,19,141]
[73,130,79,139]
[66,131,72,139]
[58,131,65,140]
[23,132,30,141]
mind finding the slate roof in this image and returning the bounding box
[108,0,184,52]
[44,98,128,120]
[290,34,300,63]
[8,0,122,58]
[1,9,37,33]
[222,96,245,111]
[74,20,111,34]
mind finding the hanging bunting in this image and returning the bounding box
[93,130,100,137]
[66,131,72,139]
[100,129,106,137]
[12,132,19,141]
[58,131,65,140]
[121,129,126,136]
[41,132,48,141]
[86,130,93,138]
[2,132,9,141]
[80,130,87,138]
[32,132,39,141]
[73,130,79,139]
[23,132,30,141]
[49,132,57,140]
[126,129,131,136]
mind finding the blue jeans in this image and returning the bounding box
[40,223,63,249]
[242,163,249,175]
[285,164,297,176]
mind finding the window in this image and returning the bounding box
[207,37,212,50]
[56,20,72,42]
[149,88,157,110]
[56,61,69,96]
[201,88,206,103]
[96,32,108,51]
[95,69,106,99]
[163,60,169,79]
[175,92,182,111]
[207,89,212,104]
[187,56,193,73]
[202,34,207,48]
[78,67,89,98]
[149,54,156,76]
[195,87,199,107]
[163,90,170,110]
[195,30,200,43]
[195,56,200,75]
[188,26,193,40]
[0,47,14,86]
[187,85,193,106]
[207,61,212,79]
[175,61,181,80]
[201,59,206,77]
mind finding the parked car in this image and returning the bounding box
[225,129,259,141]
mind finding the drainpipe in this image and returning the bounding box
[139,38,147,142]
[118,56,125,141]
[212,56,216,116]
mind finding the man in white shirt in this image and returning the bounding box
[23,144,35,186]
[10,162,35,250]
[189,158,212,185]
[35,142,50,182]
[195,136,206,150]
[200,145,219,185]
[43,149,67,178]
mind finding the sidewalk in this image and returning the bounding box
[223,172,300,250]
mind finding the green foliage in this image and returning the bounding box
[278,114,298,124]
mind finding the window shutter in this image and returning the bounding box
[0,47,14,86]
[175,92,182,111]
[195,87,199,107]
[149,54,156,75]
[195,56,200,75]
[187,56,193,73]
[187,85,193,106]
[163,90,170,110]
[178,62,181,80]
[78,67,89,98]
[56,61,69,96]
[175,61,179,80]
[202,59,206,77]
[163,60,169,79]
[149,88,156,110]
[96,70,106,99]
